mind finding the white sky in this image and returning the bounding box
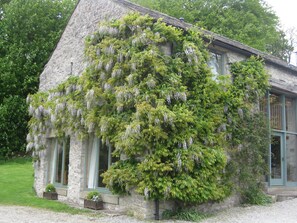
[264,0,297,65]
[264,0,296,29]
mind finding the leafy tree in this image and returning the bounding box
[0,96,28,158]
[131,0,293,61]
[0,0,76,158]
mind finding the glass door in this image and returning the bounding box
[270,133,285,185]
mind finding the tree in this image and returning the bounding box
[0,0,76,158]
[131,0,293,61]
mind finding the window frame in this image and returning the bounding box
[207,49,226,79]
[263,91,297,186]
[49,137,70,187]
[85,135,114,192]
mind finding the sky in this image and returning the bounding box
[264,0,296,29]
[264,0,297,65]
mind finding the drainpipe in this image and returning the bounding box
[154,199,160,220]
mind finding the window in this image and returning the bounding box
[208,51,224,79]
[262,92,297,185]
[49,137,70,186]
[269,93,283,130]
[286,134,297,182]
[86,135,118,189]
[285,97,297,132]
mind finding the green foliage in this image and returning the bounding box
[162,208,209,222]
[86,191,101,201]
[27,13,270,204]
[130,0,293,61]
[45,184,56,193]
[225,57,270,205]
[241,185,272,205]
[102,160,139,195]
[0,96,28,158]
[0,0,76,98]
[0,0,76,158]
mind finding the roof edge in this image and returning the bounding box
[112,0,297,73]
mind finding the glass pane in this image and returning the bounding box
[208,52,222,78]
[63,138,70,185]
[286,97,297,132]
[270,94,282,130]
[86,135,95,188]
[55,142,63,183]
[259,95,268,114]
[271,135,282,179]
[287,134,297,182]
[98,141,109,187]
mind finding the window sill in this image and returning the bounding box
[80,191,119,205]
[56,187,67,196]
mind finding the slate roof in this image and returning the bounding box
[113,0,297,73]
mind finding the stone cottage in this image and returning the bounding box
[32,0,297,219]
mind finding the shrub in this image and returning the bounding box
[242,185,272,205]
[162,209,209,222]
[86,191,101,201]
[45,184,56,193]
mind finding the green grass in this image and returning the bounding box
[0,157,94,215]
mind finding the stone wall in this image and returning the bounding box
[39,0,130,91]
[34,143,51,197]
[67,136,85,204]
[266,63,297,94]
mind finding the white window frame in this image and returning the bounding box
[208,50,226,79]
[86,135,113,191]
[50,137,69,187]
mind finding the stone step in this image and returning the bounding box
[266,187,297,202]
[267,195,277,203]
[276,195,297,202]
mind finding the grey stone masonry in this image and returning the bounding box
[67,136,85,204]
[34,149,49,197]
[39,0,130,91]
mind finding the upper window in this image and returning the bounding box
[208,51,224,79]
[49,137,70,186]
[86,135,118,190]
[286,97,297,132]
[270,93,283,130]
[262,93,297,133]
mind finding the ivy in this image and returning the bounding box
[27,13,270,204]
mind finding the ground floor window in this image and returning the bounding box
[85,135,117,189]
[49,137,70,186]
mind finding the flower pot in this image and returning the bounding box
[43,192,58,200]
[84,199,103,210]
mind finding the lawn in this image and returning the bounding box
[0,157,91,215]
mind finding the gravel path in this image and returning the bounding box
[1,199,297,223]
[200,198,297,223]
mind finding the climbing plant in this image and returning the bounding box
[225,59,270,204]
[27,13,270,204]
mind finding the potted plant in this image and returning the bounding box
[43,183,58,200]
[84,191,103,210]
